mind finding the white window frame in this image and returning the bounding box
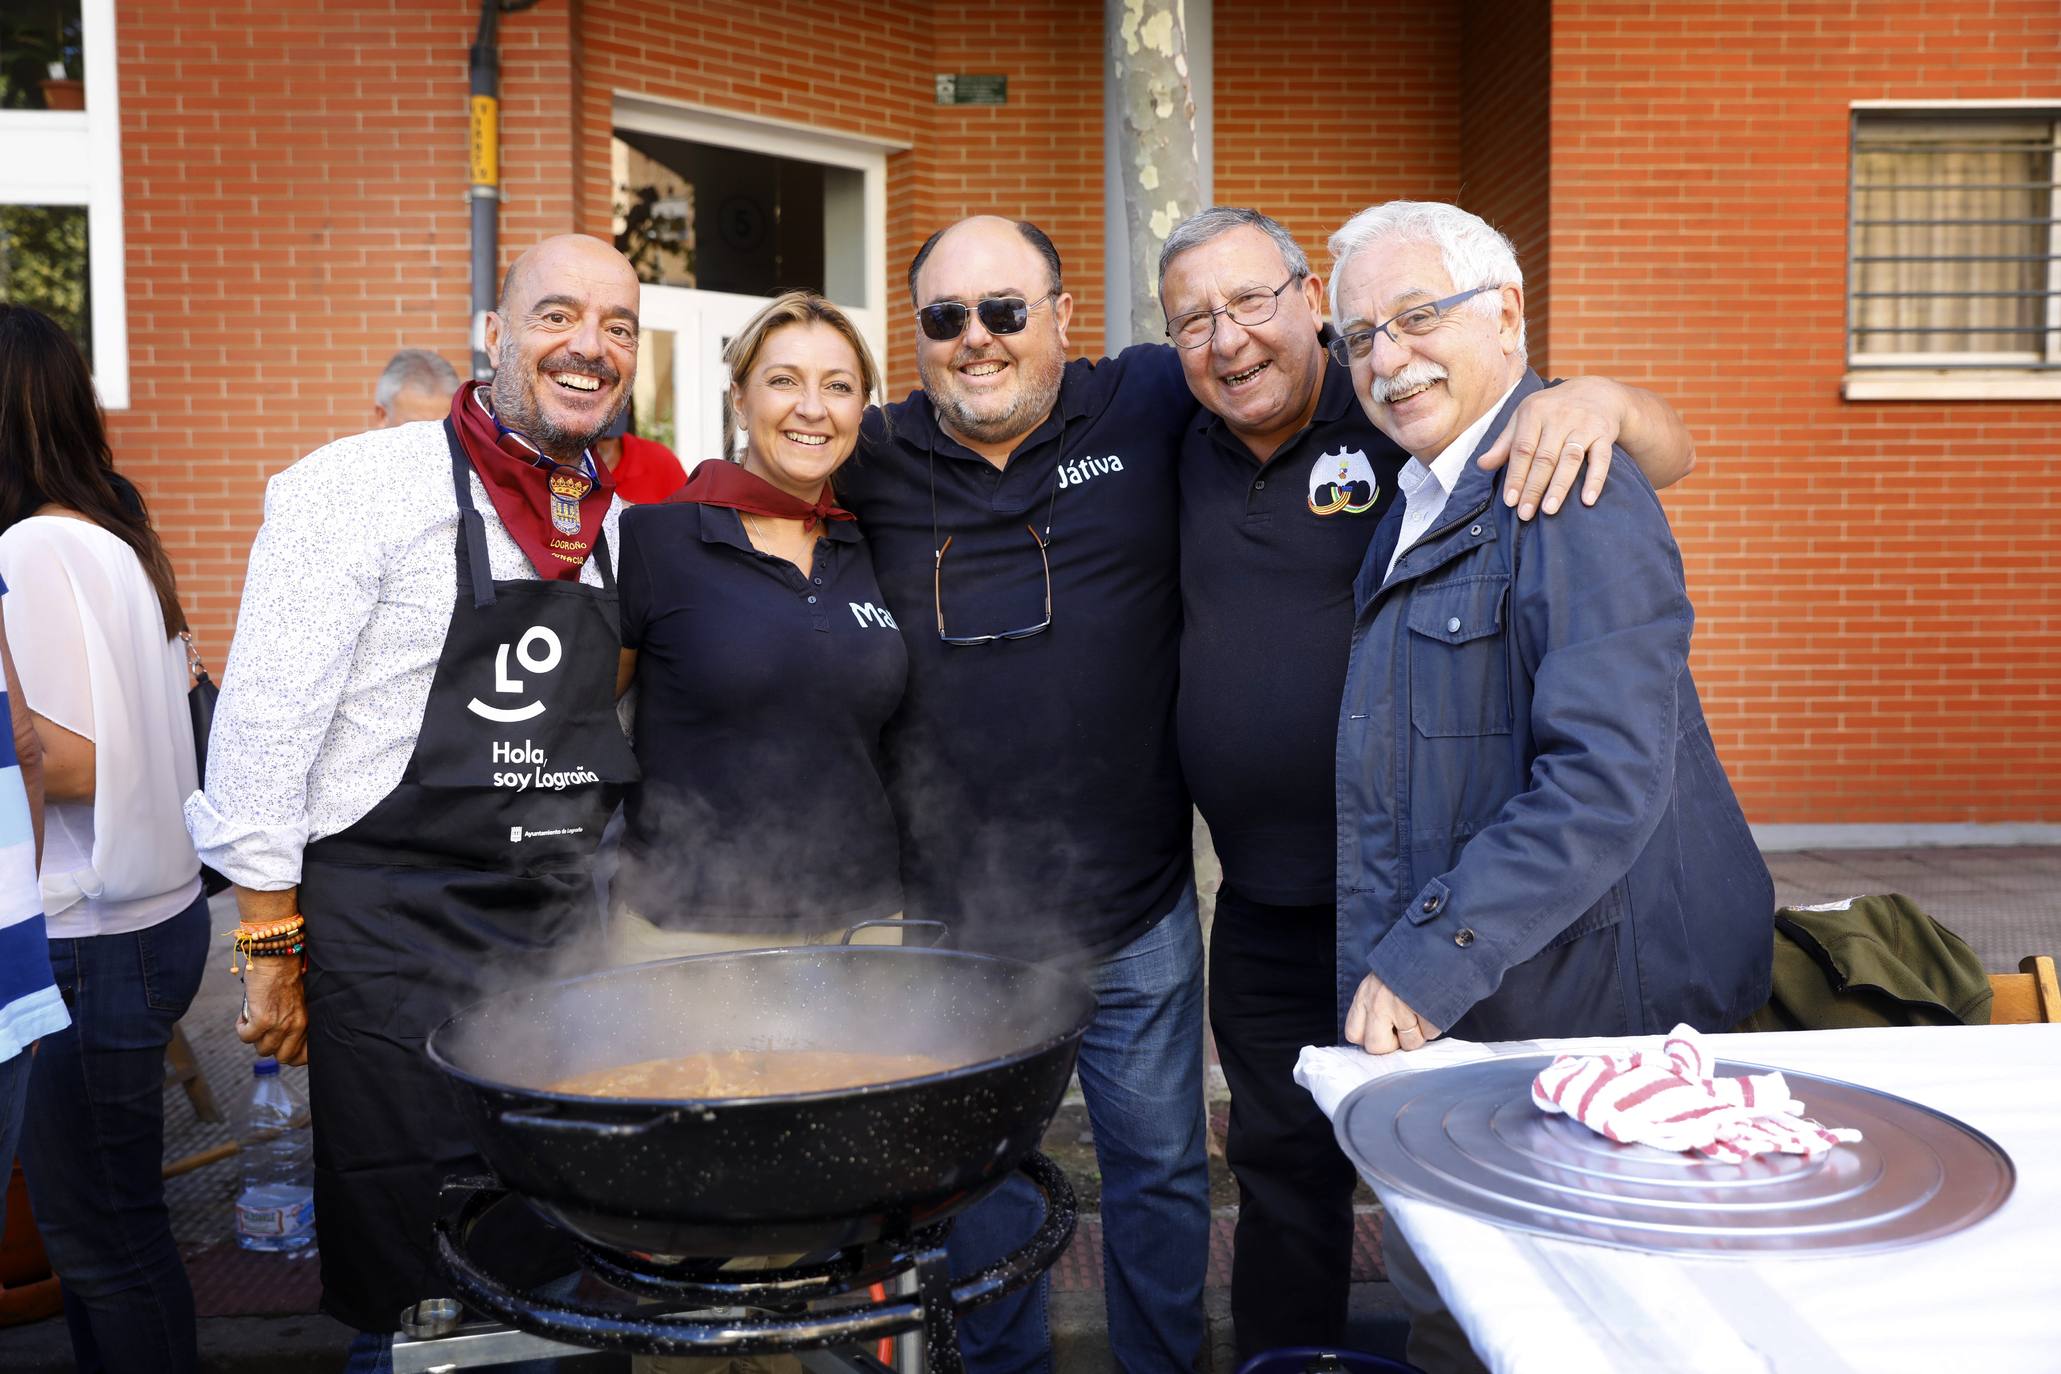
[0,0,126,407]
[1845,100,2061,403]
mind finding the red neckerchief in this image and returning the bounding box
[666,458,854,532]
[447,381,614,581]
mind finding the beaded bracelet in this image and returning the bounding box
[231,939,305,974]
[228,915,308,972]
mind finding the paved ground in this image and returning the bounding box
[1,845,2053,1371]
[1764,845,2061,974]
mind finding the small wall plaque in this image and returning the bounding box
[936,74,1007,106]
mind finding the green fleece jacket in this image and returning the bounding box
[1735,893,1992,1032]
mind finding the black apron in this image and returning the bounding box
[300,423,637,1333]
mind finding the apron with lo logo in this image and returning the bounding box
[298,421,638,1333]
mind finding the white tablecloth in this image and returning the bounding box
[1297,1024,2061,1374]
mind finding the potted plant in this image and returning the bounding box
[0,12,84,112]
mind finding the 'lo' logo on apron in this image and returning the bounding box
[467,626,563,723]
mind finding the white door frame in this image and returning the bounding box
[612,95,903,465]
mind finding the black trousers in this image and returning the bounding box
[1208,883,1362,1356]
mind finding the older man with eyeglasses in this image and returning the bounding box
[1324,204,1772,1370]
[1157,204,1700,1358]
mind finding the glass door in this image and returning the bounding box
[632,285,784,470]
[611,109,889,472]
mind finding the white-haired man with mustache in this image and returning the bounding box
[1327,201,1771,1372]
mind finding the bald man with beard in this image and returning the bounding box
[188,235,643,1365]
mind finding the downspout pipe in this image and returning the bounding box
[468,0,502,380]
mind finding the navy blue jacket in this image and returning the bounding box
[1335,371,1772,1040]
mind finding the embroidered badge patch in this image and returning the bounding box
[1308,446,1379,515]
[548,468,593,534]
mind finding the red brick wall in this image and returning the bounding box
[1220,2,1467,292]
[572,0,1109,397]
[1213,1,1463,292]
[109,0,559,651]
[930,5,1108,357]
[1550,1,2061,824]
[1460,0,1552,368]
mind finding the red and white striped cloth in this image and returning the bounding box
[1530,1024,1864,1163]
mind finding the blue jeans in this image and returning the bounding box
[948,886,1210,1374]
[21,890,209,1374]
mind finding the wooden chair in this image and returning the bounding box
[1988,955,2061,1025]
[163,1022,225,1123]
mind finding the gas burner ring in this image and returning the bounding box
[431,1151,1076,1374]
[570,1220,951,1304]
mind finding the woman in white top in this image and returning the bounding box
[0,304,205,1374]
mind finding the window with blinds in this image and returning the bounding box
[1848,112,2059,375]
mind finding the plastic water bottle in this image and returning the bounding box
[233,1058,317,1256]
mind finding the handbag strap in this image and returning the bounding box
[179,628,212,686]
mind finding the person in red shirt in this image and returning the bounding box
[595,408,687,504]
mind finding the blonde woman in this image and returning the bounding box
[611,292,905,962]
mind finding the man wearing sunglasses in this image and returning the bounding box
[1159,206,1699,1358]
[834,214,1208,1374]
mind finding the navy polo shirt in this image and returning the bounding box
[615,501,907,930]
[1178,351,1407,907]
[839,344,1195,963]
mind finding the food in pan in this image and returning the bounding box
[549,1049,957,1100]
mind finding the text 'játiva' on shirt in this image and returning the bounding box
[1058,454,1126,489]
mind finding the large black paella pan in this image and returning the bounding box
[426,941,1095,1259]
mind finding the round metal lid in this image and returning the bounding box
[1334,1054,2014,1256]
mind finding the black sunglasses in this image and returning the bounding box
[915,292,1056,343]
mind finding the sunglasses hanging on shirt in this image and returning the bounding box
[929,453,1061,646]
[915,292,1057,343]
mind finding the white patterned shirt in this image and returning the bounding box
[183,421,622,890]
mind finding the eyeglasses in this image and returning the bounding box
[1326,285,1500,367]
[930,454,1059,646]
[915,292,1057,343]
[1164,274,1302,349]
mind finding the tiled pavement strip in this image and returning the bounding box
[2,845,2054,1363]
